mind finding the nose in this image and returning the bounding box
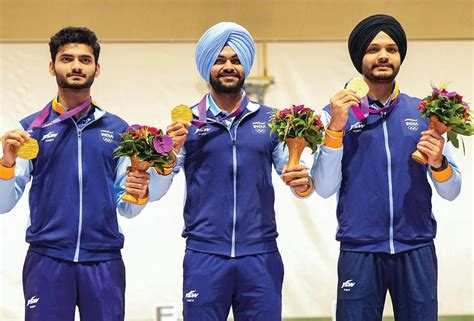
[377,49,389,62]
[222,59,234,71]
[71,58,82,71]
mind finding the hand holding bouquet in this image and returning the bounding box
[268,104,324,166]
[413,82,473,164]
[114,125,176,204]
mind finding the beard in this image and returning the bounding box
[363,63,399,83]
[210,74,244,94]
[55,70,96,90]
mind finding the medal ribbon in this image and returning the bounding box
[27,97,93,132]
[194,93,250,127]
[351,85,400,121]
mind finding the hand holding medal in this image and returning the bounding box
[167,104,193,156]
[1,129,35,167]
[346,77,369,98]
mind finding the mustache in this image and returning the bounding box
[218,72,241,79]
[67,73,86,78]
[372,63,394,70]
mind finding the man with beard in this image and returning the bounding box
[311,14,461,321]
[151,22,312,320]
[0,27,150,321]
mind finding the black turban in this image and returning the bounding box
[348,14,407,74]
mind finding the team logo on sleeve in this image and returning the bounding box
[100,130,115,143]
[404,118,419,131]
[252,121,267,134]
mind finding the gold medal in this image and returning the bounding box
[171,104,193,122]
[17,138,39,160]
[347,77,369,98]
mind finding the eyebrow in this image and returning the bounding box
[59,53,93,58]
[217,54,239,58]
[368,42,398,46]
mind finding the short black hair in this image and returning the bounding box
[49,27,100,62]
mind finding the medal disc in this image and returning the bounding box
[347,77,369,98]
[171,105,193,122]
[17,138,39,160]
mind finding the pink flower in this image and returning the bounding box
[127,124,142,131]
[153,135,173,155]
[433,87,458,99]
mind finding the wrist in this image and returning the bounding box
[430,156,448,171]
[327,123,344,132]
[1,158,15,168]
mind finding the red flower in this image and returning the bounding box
[133,130,143,139]
[279,109,291,118]
[142,126,159,135]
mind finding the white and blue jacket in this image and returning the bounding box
[149,94,290,258]
[312,91,461,254]
[0,100,146,262]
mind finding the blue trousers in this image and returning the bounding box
[182,249,284,321]
[336,244,438,321]
[23,250,126,321]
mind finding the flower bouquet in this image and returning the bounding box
[268,104,324,166]
[114,125,176,204]
[412,82,473,164]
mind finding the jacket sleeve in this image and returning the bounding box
[310,110,343,198]
[428,143,462,201]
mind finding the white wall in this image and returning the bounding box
[0,40,472,320]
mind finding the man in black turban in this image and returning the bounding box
[348,14,407,75]
[310,14,462,321]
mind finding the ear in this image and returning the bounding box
[94,63,101,78]
[49,61,56,76]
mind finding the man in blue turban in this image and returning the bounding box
[151,22,313,320]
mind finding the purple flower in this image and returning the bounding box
[293,104,304,112]
[433,87,458,99]
[127,124,142,131]
[153,135,173,155]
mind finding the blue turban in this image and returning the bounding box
[195,22,255,83]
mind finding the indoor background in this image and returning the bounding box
[0,1,473,320]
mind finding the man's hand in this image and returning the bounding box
[125,170,151,199]
[327,89,360,132]
[1,130,29,167]
[417,129,445,168]
[166,121,191,154]
[280,164,310,192]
